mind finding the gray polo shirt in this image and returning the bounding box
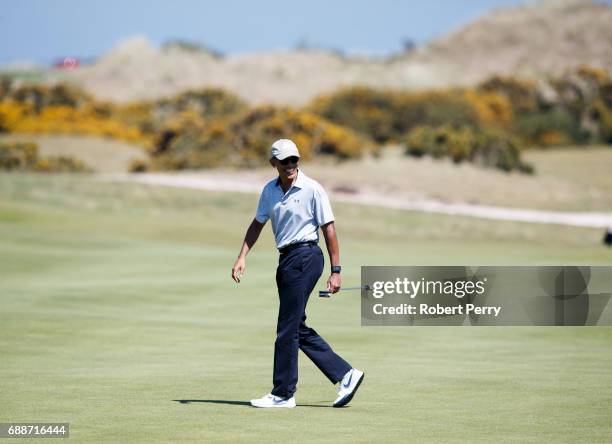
[255,170,335,249]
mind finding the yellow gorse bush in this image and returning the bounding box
[464,90,514,128]
[142,105,371,171]
[0,101,30,131]
[12,104,150,145]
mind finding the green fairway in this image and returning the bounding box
[1,174,611,443]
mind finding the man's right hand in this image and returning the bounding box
[231,257,246,283]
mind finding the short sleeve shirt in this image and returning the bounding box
[255,170,335,249]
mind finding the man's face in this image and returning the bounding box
[271,156,299,181]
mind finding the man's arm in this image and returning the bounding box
[321,221,341,293]
[232,218,265,283]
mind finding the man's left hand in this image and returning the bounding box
[327,273,341,294]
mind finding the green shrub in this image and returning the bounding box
[128,159,149,173]
[230,106,370,161]
[405,126,533,173]
[113,88,246,146]
[592,99,612,143]
[33,156,91,172]
[151,88,247,122]
[599,82,612,108]
[406,125,475,162]
[516,110,585,146]
[397,91,481,131]
[0,141,91,172]
[309,87,397,143]
[0,77,11,101]
[10,84,91,112]
[473,129,533,173]
[310,87,482,143]
[478,76,539,113]
[0,142,39,170]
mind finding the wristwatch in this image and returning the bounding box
[331,265,342,274]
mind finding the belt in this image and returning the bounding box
[278,241,318,254]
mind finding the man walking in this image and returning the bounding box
[231,139,364,408]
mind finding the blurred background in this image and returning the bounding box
[2,0,612,218]
[1,1,612,442]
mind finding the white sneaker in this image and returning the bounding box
[333,368,364,407]
[250,393,296,408]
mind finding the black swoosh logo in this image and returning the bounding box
[342,372,353,389]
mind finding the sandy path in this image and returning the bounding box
[104,173,612,229]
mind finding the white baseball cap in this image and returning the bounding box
[270,139,300,160]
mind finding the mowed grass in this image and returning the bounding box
[1,174,611,443]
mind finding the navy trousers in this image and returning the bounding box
[271,243,352,398]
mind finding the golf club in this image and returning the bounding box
[319,284,371,298]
